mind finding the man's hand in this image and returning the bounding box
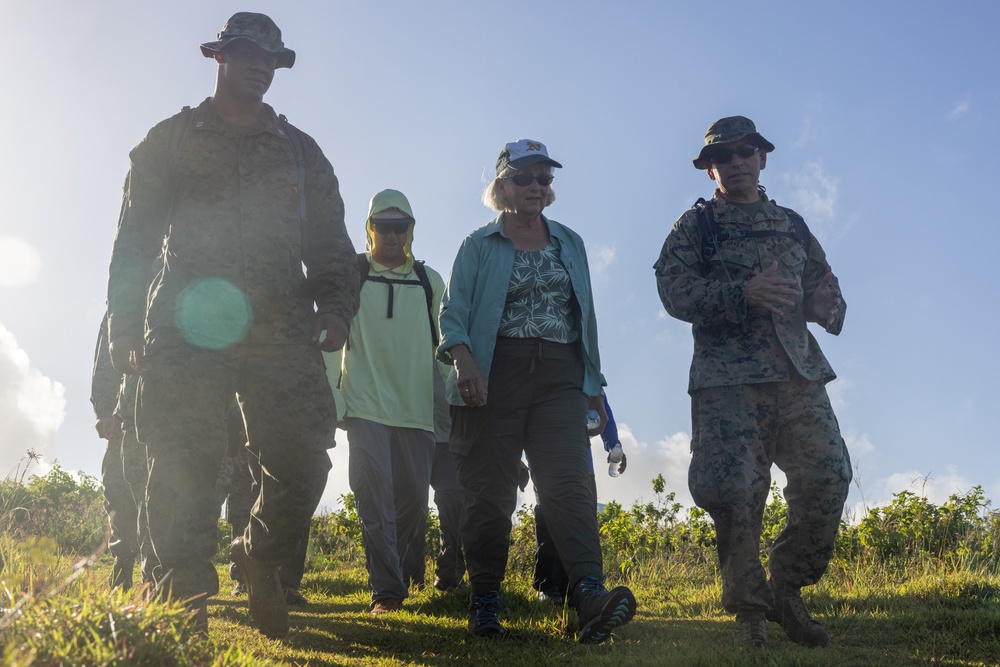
[812,271,843,328]
[313,313,349,352]
[746,260,799,319]
[109,335,143,375]
[95,416,121,441]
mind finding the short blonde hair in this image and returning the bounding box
[482,166,557,212]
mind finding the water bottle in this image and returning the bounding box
[586,409,601,432]
[607,443,624,478]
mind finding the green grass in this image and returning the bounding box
[3,463,1000,665]
[4,539,1000,666]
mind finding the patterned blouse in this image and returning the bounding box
[497,243,579,343]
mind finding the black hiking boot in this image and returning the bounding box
[765,579,831,647]
[468,590,506,638]
[734,611,768,648]
[230,537,289,638]
[573,576,637,644]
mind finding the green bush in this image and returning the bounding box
[2,461,106,556]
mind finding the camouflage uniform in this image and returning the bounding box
[106,98,359,601]
[115,372,158,586]
[654,187,851,614]
[90,313,137,590]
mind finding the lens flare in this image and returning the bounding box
[175,278,252,349]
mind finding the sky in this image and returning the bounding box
[2,1,999,521]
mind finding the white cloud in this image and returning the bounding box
[0,236,43,287]
[588,243,616,280]
[846,466,984,522]
[0,322,66,476]
[791,116,815,151]
[778,162,839,232]
[596,426,693,509]
[316,428,352,513]
[947,97,971,120]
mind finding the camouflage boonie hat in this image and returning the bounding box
[200,13,296,69]
[693,116,775,169]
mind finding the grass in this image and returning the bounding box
[3,536,1000,666]
[3,462,1000,665]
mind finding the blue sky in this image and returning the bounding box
[1,1,998,517]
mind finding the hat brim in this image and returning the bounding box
[693,132,775,169]
[200,38,296,69]
[508,155,563,171]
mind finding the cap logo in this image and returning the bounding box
[526,141,542,151]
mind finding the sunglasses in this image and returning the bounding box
[708,144,759,164]
[507,173,554,187]
[372,221,410,235]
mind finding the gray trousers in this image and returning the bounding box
[689,376,852,613]
[430,442,466,586]
[346,418,434,603]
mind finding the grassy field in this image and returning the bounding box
[3,463,1000,665]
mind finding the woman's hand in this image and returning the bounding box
[450,344,488,407]
[587,394,608,436]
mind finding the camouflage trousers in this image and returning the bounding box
[101,428,138,581]
[136,339,335,601]
[689,375,851,613]
[121,419,157,585]
[225,444,312,591]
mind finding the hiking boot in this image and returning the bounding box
[370,598,402,614]
[110,557,134,592]
[734,611,767,648]
[573,576,637,644]
[284,587,308,606]
[189,603,209,635]
[765,580,832,647]
[468,590,506,638]
[229,537,289,638]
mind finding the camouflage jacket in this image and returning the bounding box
[107,98,359,347]
[90,312,120,419]
[653,191,846,392]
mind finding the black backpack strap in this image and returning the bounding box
[411,260,439,348]
[357,253,439,347]
[693,197,720,275]
[777,205,812,255]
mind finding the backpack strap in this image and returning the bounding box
[693,197,812,275]
[776,204,812,255]
[693,197,720,275]
[356,253,439,347]
[411,260,439,348]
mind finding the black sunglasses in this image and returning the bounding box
[372,221,410,235]
[709,144,759,164]
[507,173,554,187]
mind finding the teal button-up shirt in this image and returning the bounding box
[437,213,605,406]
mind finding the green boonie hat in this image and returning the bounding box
[693,116,775,170]
[200,12,296,69]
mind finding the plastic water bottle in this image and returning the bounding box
[607,443,624,478]
[586,409,601,432]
